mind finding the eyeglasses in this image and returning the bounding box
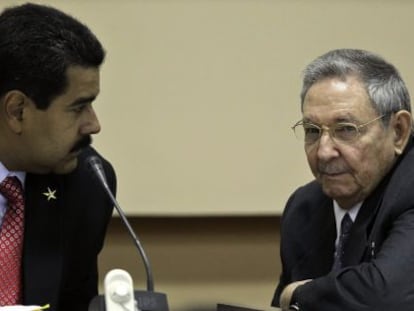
[291,115,386,145]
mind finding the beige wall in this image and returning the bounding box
[2,0,414,309]
[93,0,414,216]
[4,0,414,216]
[99,216,281,311]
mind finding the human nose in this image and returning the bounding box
[80,106,101,135]
[315,128,339,160]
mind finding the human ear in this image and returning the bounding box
[391,110,412,155]
[2,90,27,134]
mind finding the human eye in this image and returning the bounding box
[303,124,321,142]
[70,102,90,114]
[334,123,358,141]
[72,105,85,113]
[69,97,95,114]
[304,124,319,134]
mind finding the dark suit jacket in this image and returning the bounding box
[21,147,115,311]
[272,139,414,310]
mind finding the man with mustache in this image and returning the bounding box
[0,3,115,311]
[272,49,414,310]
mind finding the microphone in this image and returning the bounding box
[87,155,154,291]
[87,155,169,311]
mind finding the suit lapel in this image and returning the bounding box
[23,174,63,308]
[342,206,373,266]
[343,175,388,266]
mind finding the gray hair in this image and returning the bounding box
[300,49,411,127]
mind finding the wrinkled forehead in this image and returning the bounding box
[302,76,377,124]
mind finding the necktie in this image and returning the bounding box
[332,213,353,270]
[0,176,25,305]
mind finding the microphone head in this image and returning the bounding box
[86,155,109,187]
[86,155,102,170]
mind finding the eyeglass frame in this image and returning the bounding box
[291,114,387,145]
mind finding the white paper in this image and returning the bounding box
[0,306,49,311]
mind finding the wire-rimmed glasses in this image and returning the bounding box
[291,115,386,145]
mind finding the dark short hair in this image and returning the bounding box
[301,49,411,126]
[0,3,105,109]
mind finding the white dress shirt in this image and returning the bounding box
[333,200,362,248]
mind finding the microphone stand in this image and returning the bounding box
[102,180,154,292]
[87,156,169,311]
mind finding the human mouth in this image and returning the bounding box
[322,171,346,176]
[70,136,92,153]
[318,163,349,176]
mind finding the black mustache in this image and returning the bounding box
[70,136,92,153]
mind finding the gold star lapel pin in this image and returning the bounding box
[43,187,57,201]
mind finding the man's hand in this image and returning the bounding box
[280,279,311,310]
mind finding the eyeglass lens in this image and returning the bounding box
[297,123,359,143]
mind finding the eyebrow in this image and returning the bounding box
[69,95,97,108]
[302,115,359,124]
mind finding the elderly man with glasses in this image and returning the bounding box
[272,49,414,311]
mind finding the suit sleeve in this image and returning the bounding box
[271,191,299,307]
[293,208,414,310]
[290,156,414,310]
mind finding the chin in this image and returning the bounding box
[52,158,79,174]
[323,186,359,205]
[323,185,350,197]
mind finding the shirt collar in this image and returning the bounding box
[333,200,362,223]
[333,200,362,243]
[0,162,26,189]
